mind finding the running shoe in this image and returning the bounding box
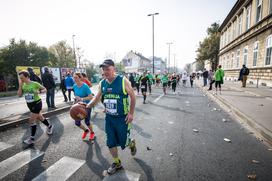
[89,131,95,140]
[107,161,122,175]
[129,139,137,156]
[82,130,89,139]
[46,125,54,135]
[23,137,34,145]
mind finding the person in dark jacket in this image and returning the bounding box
[202,68,209,87]
[238,64,250,88]
[60,75,68,102]
[42,67,56,109]
[27,67,42,84]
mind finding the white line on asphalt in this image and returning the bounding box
[32,156,85,181]
[0,142,13,152]
[103,169,141,181]
[0,149,44,180]
[153,94,164,103]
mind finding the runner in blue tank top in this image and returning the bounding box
[87,59,136,175]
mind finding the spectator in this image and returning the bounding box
[65,72,75,102]
[202,68,209,87]
[238,64,250,88]
[42,67,56,109]
[27,67,42,84]
[60,75,68,102]
[214,65,224,94]
[208,70,215,90]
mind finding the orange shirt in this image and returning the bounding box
[83,78,92,87]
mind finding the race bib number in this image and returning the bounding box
[104,99,117,114]
[141,85,146,89]
[25,93,35,103]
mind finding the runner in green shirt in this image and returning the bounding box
[147,71,153,94]
[214,65,225,94]
[18,70,54,145]
[161,73,169,95]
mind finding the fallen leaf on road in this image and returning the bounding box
[193,129,199,133]
[169,153,173,156]
[251,160,260,164]
[42,160,47,163]
[259,104,264,106]
[247,174,257,180]
[146,146,152,151]
[224,138,231,143]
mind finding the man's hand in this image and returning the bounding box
[125,112,134,124]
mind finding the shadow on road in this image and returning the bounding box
[134,158,155,181]
[22,117,64,180]
[85,139,109,179]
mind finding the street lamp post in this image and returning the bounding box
[72,35,76,67]
[166,42,173,73]
[148,12,159,74]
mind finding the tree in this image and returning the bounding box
[196,22,220,70]
[115,62,125,73]
[85,62,98,80]
[48,40,74,67]
[184,63,192,74]
[0,39,52,90]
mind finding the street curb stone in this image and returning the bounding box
[197,84,272,146]
[0,106,71,131]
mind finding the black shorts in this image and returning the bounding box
[163,83,168,87]
[141,85,147,93]
[27,100,42,114]
[215,81,221,88]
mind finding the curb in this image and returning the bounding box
[0,106,71,131]
[196,84,272,146]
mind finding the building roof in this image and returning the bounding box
[218,0,244,32]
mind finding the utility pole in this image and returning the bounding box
[166,42,173,73]
[72,35,76,67]
[148,12,159,74]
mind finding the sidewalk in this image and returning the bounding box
[196,79,272,145]
[0,84,99,131]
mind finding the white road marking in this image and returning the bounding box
[0,142,13,152]
[153,94,164,103]
[32,156,85,181]
[0,149,44,180]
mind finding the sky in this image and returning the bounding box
[0,0,236,69]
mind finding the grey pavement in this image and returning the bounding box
[196,78,272,145]
[0,85,272,180]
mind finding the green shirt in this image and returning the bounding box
[147,73,153,83]
[214,68,224,81]
[22,81,42,103]
[161,75,168,83]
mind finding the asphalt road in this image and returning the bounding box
[0,84,272,181]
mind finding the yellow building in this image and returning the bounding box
[219,0,272,86]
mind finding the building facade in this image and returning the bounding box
[122,51,152,73]
[219,0,272,86]
[153,57,167,73]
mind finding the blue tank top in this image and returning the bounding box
[101,75,129,117]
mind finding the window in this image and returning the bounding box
[236,49,240,67]
[243,47,248,65]
[227,55,230,69]
[246,6,251,30]
[231,52,235,68]
[256,0,262,23]
[232,21,236,39]
[228,28,231,43]
[265,35,272,65]
[253,42,259,66]
[238,15,243,35]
